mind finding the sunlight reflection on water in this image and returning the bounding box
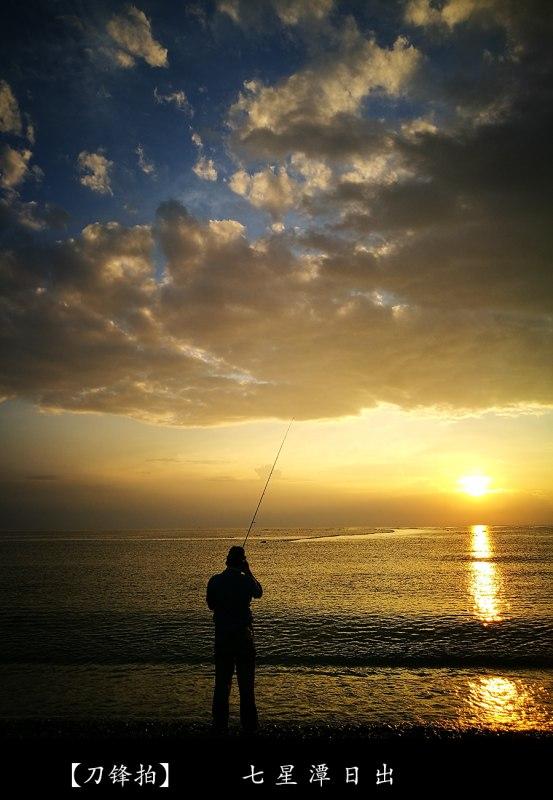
[470,524,509,624]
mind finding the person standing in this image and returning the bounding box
[206,545,263,733]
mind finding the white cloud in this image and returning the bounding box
[77,151,113,195]
[400,116,438,140]
[106,6,168,68]
[0,81,22,136]
[190,132,217,181]
[404,0,497,29]
[273,0,333,25]
[290,153,332,193]
[229,166,296,216]
[136,144,155,176]
[230,34,420,140]
[208,219,246,243]
[340,152,410,186]
[193,156,218,182]
[218,0,241,23]
[218,0,333,26]
[228,157,334,215]
[0,145,32,188]
[153,87,188,109]
[25,119,36,145]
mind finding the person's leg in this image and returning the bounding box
[212,638,234,731]
[236,626,258,732]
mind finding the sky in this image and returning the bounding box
[0,0,552,529]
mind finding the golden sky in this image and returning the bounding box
[1,400,551,528]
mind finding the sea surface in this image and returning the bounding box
[1,525,552,731]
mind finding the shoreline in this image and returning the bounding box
[2,715,551,742]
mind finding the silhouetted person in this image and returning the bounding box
[206,545,263,733]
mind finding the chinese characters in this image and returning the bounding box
[243,762,393,787]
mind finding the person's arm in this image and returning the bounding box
[244,561,263,599]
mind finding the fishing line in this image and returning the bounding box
[243,418,294,547]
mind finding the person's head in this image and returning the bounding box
[226,545,246,569]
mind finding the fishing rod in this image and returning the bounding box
[243,418,294,548]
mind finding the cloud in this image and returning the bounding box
[236,35,418,127]
[218,0,241,24]
[190,131,217,181]
[404,0,497,29]
[229,166,296,216]
[0,145,33,188]
[219,0,333,26]
[106,5,168,68]
[77,151,113,195]
[1,186,551,428]
[228,156,333,216]
[290,152,332,197]
[0,4,551,428]
[0,81,22,136]
[308,72,553,318]
[0,196,69,232]
[153,87,189,110]
[402,0,547,50]
[193,156,218,182]
[229,32,420,160]
[0,82,35,146]
[136,144,155,176]
[273,0,333,25]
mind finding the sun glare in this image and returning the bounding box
[458,474,491,497]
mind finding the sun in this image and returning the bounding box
[458,474,491,497]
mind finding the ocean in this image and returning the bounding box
[1,525,552,731]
